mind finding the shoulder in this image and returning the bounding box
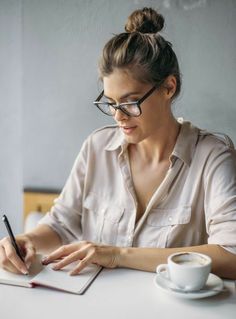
[89,124,119,139]
[72,125,122,169]
[198,129,234,150]
[196,128,235,158]
[195,128,236,174]
[180,119,236,170]
[83,124,123,151]
[177,119,234,157]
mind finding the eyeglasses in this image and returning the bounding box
[93,85,157,117]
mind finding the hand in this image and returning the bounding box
[0,235,36,274]
[42,241,121,275]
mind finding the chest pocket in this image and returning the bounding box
[83,193,124,245]
[147,206,191,227]
[139,206,191,247]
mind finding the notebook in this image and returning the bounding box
[0,255,102,294]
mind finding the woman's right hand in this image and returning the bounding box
[0,234,36,274]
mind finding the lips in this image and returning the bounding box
[120,125,137,135]
[120,126,136,129]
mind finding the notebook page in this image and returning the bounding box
[0,259,43,288]
[31,262,102,294]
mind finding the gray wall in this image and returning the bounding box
[23,0,236,190]
[0,0,23,234]
[1,0,236,232]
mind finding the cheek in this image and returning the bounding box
[138,108,163,133]
[140,106,159,124]
[144,100,166,121]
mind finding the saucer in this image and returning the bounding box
[154,271,224,299]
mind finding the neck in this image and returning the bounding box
[130,116,180,164]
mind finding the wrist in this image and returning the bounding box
[23,225,62,254]
[24,232,37,248]
[116,246,130,268]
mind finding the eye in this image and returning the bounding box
[101,97,115,104]
[123,97,139,104]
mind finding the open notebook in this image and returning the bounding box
[0,256,102,294]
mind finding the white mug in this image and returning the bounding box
[156,252,212,292]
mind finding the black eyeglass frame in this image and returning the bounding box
[93,85,157,117]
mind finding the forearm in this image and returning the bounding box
[118,244,236,279]
[23,224,62,254]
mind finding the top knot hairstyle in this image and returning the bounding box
[99,7,181,100]
[125,7,164,33]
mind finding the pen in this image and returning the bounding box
[2,214,25,263]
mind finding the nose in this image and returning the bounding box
[113,109,129,122]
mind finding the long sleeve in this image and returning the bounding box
[204,141,236,253]
[38,140,88,244]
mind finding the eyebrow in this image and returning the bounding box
[103,91,140,100]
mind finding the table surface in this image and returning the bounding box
[0,268,235,319]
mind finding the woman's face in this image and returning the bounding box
[103,68,175,145]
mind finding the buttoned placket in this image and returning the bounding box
[133,158,184,243]
[118,145,185,247]
[118,148,137,246]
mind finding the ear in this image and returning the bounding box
[163,75,177,99]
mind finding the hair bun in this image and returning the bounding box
[125,7,164,34]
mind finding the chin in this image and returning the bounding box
[124,134,142,145]
[121,127,146,144]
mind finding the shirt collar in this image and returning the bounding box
[105,126,127,152]
[105,120,200,166]
[172,119,199,166]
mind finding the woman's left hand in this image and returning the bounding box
[41,241,121,275]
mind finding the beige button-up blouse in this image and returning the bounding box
[39,120,236,254]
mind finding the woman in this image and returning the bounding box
[1,7,236,278]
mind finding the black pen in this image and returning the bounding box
[2,214,25,263]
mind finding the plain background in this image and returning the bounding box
[0,0,236,233]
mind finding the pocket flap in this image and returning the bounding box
[147,206,191,227]
[83,193,124,223]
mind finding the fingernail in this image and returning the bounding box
[52,265,59,270]
[41,257,48,265]
[22,269,29,275]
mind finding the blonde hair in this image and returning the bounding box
[99,7,181,99]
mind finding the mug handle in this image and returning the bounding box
[156,264,168,275]
[156,264,172,286]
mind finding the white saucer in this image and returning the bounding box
[154,271,224,299]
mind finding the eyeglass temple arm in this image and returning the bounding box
[138,86,157,104]
[95,90,104,102]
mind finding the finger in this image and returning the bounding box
[42,244,77,265]
[70,251,94,276]
[4,240,28,274]
[24,244,36,269]
[0,246,22,274]
[52,250,83,270]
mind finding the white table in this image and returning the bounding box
[0,268,235,319]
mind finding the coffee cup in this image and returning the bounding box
[156,252,212,292]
